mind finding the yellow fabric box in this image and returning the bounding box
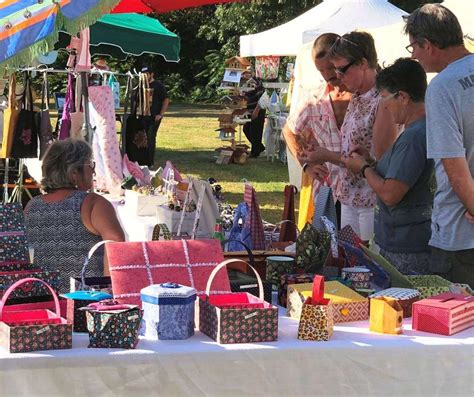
[287,281,369,323]
[369,297,403,335]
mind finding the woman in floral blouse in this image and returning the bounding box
[305,31,398,241]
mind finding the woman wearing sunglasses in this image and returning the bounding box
[344,58,434,274]
[304,31,398,242]
[25,138,125,292]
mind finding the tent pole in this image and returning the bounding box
[81,72,92,144]
[3,158,9,203]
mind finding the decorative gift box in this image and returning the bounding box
[199,259,278,344]
[155,205,195,235]
[107,239,231,306]
[412,293,474,336]
[266,256,296,288]
[0,203,30,268]
[278,273,315,308]
[229,270,273,304]
[140,282,196,340]
[0,278,72,353]
[62,290,112,333]
[369,288,421,318]
[405,275,453,299]
[83,300,143,349]
[341,267,372,289]
[287,281,369,323]
[298,276,334,341]
[124,189,168,216]
[369,297,403,335]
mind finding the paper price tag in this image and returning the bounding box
[240,284,258,290]
[244,312,258,320]
[36,326,50,335]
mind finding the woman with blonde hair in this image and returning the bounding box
[25,138,125,292]
[305,31,398,241]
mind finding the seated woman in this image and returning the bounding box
[344,58,434,274]
[25,139,125,292]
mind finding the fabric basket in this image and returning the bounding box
[295,223,331,274]
[199,259,278,344]
[405,275,453,299]
[266,255,296,288]
[83,300,142,349]
[298,275,334,341]
[0,278,72,353]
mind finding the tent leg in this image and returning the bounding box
[3,158,9,203]
[81,72,92,144]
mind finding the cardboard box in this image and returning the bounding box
[412,293,474,335]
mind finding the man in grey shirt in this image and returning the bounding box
[404,4,474,287]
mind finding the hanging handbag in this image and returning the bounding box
[0,74,20,158]
[70,75,84,139]
[297,171,315,230]
[313,177,338,231]
[125,76,149,165]
[10,72,39,158]
[37,72,54,159]
[58,73,74,140]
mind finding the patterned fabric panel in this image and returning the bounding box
[86,308,142,349]
[25,191,103,293]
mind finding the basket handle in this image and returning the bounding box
[221,239,256,268]
[205,259,264,301]
[80,240,115,289]
[0,278,60,319]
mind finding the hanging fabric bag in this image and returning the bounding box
[0,74,20,159]
[37,72,54,159]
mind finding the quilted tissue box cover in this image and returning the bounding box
[107,239,231,306]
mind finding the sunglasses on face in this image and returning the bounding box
[381,92,399,102]
[335,60,356,76]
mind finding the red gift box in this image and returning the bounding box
[107,239,231,306]
[412,293,474,336]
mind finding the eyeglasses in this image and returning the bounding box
[405,40,418,54]
[381,92,399,102]
[335,60,356,76]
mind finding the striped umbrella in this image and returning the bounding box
[0,0,122,68]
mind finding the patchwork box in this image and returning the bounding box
[287,281,369,323]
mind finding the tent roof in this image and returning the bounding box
[240,0,407,57]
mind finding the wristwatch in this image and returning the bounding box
[360,164,371,178]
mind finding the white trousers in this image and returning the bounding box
[341,204,375,241]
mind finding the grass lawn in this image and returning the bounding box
[154,103,296,224]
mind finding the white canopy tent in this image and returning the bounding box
[240,0,341,57]
[240,0,406,57]
[442,0,474,50]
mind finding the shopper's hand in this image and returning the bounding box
[343,153,367,174]
[305,164,329,182]
[302,146,331,165]
[465,211,474,224]
[348,145,373,163]
[155,114,163,123]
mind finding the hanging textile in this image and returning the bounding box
[244,183,265,250]
[0,74,19,159]
[37,72,54,159]
[10,73,38,159]
[59,73,74,140]
[75,28,92,73]
[255,56,280,80]
[70,77,84,139]
[88,85,123,194]
[124,74,151,165]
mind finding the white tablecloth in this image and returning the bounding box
[1,307,472,397]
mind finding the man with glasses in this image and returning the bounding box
[283,33,352,225]
[404,4,474,287]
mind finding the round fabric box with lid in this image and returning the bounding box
[266,256,296,289]
[341,267,372,289]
